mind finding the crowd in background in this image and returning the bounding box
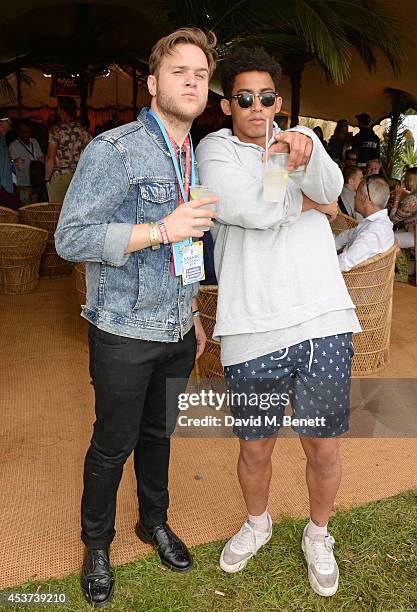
[1,100,416,254]
[0,97,113,210]
[314,112,417,260]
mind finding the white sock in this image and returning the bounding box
[248,510,270,533]
[307,518,328,537]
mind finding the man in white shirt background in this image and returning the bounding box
[336,175,394,271]
[9,120,44,189]
[339,166,363,220]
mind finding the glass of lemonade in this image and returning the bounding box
[263,152,289,203]
[190,184,217,231]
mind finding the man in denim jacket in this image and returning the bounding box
[55,28,217,608]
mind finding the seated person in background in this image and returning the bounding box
[335,176,394,271]
[365,158,381,177]
[343,148,357,168]
[390,167,417,248]
[339,166,363,219]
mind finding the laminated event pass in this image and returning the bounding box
[181,241,205,285]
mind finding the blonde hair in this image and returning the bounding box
[149,28,217,78]
[404,167,417,194]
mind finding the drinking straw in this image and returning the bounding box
[265,118,269,164]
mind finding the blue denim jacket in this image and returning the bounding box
[55,108,198,342]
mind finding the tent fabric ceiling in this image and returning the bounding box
[0,1,416,123]
[0,2,164,70]
[1,0,149,18]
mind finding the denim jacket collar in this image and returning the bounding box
[137,108,172,158]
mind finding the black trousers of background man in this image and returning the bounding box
[81,324,196,549]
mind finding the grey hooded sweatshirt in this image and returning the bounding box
[196,126,361,366]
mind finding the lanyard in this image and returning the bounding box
[148,109,195,203]
[168,133,190,205]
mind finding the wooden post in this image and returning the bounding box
[16,69,22,120]
[79,69,89,128]
[132,63,138,120]
[289,69,302,128]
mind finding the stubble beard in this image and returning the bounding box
[156,88,206,126]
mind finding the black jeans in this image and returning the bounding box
[81,324,196,549]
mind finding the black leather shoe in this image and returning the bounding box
[81,548,114,608]
[135,522,193,573]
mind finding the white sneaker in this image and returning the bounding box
[219,514,272,573]
[301,525,339,597]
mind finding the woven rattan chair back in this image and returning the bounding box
[19,202,72,277]
[0,223,48,294]
[198,243,397,378]
[197,285,223,379]
[331,210,358,235]
[343,243,397,375]
[0,206,19,224]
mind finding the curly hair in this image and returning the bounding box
[221,47,282,99]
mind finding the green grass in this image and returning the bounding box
[1,491,417,612]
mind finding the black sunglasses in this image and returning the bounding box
[230,91,278,108]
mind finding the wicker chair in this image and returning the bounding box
[331,210,358,235]
[343,243,397,376]
[74,262,86,305]
[0,223,48,294]
[0,206,19,224]
[18,202,72,277]
[197,285,223,379]
[198,244,397,378]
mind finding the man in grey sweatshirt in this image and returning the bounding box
[196,48,361,598]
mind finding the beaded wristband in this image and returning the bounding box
[157,220,170,245]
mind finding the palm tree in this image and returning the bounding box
[0,69,33,113]
[156,0,403,126]
[269,1,403,126]
[381,89,417,179]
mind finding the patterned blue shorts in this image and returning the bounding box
[224,334,353,440]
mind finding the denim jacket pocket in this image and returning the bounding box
[138,181,177,223]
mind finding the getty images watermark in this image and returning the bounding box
[176,389,327,431]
